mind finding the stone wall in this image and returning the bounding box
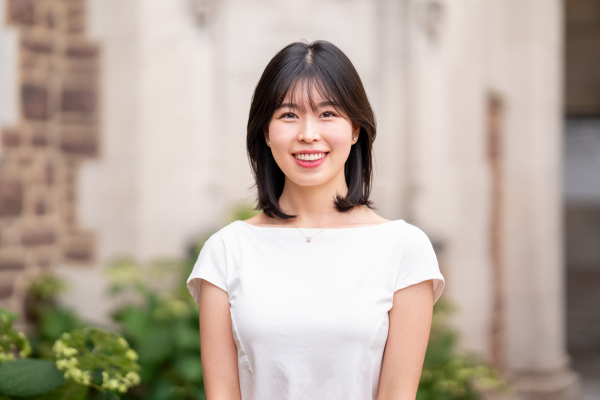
[0,0,98,315]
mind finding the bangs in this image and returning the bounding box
[273,68,349,119]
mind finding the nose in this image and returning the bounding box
[298,116,320,143]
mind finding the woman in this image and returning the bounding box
[187,40,445,400]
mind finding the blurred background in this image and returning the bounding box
[0,0,598,399]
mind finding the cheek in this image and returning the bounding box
[268,122,294,150]
[326,123,354,152]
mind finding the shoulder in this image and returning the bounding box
[400,221,434,244]
[202,220,246,249]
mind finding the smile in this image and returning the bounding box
[292,152,329,168]
[293,153,327,161]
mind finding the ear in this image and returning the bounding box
[264,128,270,147]
[351,123,360,145]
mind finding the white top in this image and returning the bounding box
[187,219,445,400]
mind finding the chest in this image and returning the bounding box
[226,235,400,348]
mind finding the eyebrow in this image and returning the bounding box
[275,100,340,110]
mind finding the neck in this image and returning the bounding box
[278,172,348,227]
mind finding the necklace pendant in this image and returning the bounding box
[306,237,311,242]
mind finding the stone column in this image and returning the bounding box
[488,1,580,399]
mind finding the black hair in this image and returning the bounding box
[246,40,376,219]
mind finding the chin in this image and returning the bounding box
[286,173,334,188]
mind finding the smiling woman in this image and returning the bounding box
[246,41,376,220]
[187,40,445,400]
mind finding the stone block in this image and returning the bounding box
[0,178,23,217]
[45,162,55,185]
[35,199,46,215]
[7,0,34,25]
[21,227,56,246]
[66,43,99,58]
[2,128,20,148]
[60,127,97,156]
[21,37,53,54]
[0,257,25,271]
[61,89,95,113]
[22,85,49,120]
[63,233,94,263]
[0,284,14,299]
[32,132,47,147]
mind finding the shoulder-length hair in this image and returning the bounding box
[246,40,376,220]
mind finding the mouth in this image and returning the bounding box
[293,152,327,161]
[292,151,329,168]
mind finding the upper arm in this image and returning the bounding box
[199,278,241,400]
[377,280,434,400]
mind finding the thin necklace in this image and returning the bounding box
[291,212,346,242]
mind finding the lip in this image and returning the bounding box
[292,150,329,155]
[292,151,329,169]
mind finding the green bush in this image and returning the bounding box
[106,256,205,400]
[417,299,509,399]
[0,309,140,399]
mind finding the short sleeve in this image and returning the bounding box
[395,224,445,304]
[186,233,228,307]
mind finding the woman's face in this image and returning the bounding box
[265,86,359,189]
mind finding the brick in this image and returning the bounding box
[46,9,55,29]
[63,234,94,262]
[22,85,49,120]
[66,43,99,58]
[60,128,97,156]
[0,178,23,217]
[38,256,51,269]
[61,89,95,113]
[0,284,14,299]
[2,128,20,147]
[46,162,54,185]
[7,0,34,25]
[0,258,25,271]
[32,133,47,147]
[21,228,56,246]
[35,199,46,215]
[21,38,53,53]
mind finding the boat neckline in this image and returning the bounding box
[234,219,405,237]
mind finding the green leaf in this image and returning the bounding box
[96,390,121,400]
[0,359,64,397]
[33,380,88,400]
[137,327,173,365]
[174,355,203,382]
[39,308,82,340]
[174,322,199,351]
[0,308,18,322]
[113,308,149,339]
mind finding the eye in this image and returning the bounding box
[321,110,337,118]
[279,112,298,119]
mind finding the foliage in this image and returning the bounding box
[0,359,64,397]
[417,299,510,400]
[0,309,140,399]
[0,309,31,363]
[106,257,204,400]
[25,275,83,360]
[53,328,141,392]
[103,204,258,400]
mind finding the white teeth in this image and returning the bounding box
[294,153,326,161]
